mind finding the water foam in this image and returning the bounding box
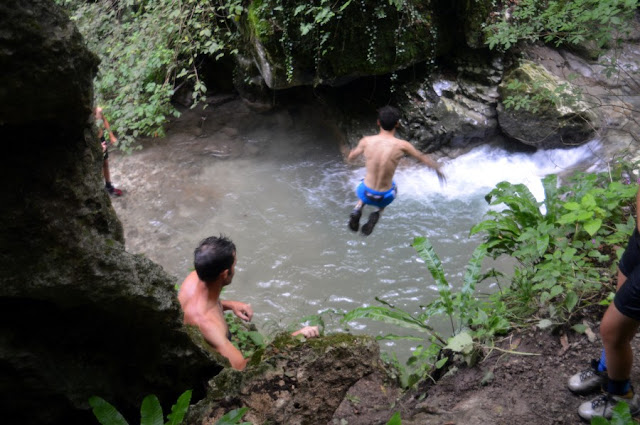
[354,140,604,203]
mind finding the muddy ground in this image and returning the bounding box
[109,99,640,425]
[325,302,640,425]
[406,318,640,425]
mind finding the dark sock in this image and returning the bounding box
[105,181,113,189]
[598,349,607,372]
[607,378,631,396]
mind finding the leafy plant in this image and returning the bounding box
[89,390,192,425]
[484,0,640,124]
[226,315,265,359]
[89,392,251,425]
[56,0,435,144]
[471,171,637,325]
[343,235,507,387]
[214,407,251,425]
[55,0,242,152]
[412,237,499,335]
[591,400,635,425]
[250,0,432,86]
[386,411,402,425]
[343,294,445,388]
[484,0,638,51]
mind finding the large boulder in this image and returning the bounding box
[0,1,218,424]
[521,42,640,157]
[497,60,599,149]
[398,50,505,157]
[186,333,403,425]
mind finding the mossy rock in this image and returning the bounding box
[245,0,438,89]
[186,333,394,424]
[498,60,599,148]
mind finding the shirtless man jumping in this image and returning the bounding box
[178,235,319,370]
[346,106,446,235]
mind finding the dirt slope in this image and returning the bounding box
[398,313,640,425]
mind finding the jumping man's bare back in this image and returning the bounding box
[348,132,444,192]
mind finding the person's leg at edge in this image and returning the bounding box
[361,208,383,236]
[570,270,626,389]
[603,268,637,388]
[349,201,363,232]
[103,158,111,186]
[600,306,639,394]
[103,158,122,196]
[578,268,640,420]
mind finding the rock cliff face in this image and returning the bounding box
[394,35,640,156]
[234,1,640,154]
[497,60,599,149]
[186,333,403,425]
[0,1,218,423]
[239,0,495,90]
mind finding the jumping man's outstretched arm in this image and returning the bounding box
[402,141,446,185]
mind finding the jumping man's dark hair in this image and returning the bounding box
[194,235,236,283]
[377,106,400,131]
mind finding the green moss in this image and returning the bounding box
[271,332,374,356]
[206,332,376,399]
[208,360,274,399]
[246,0,272,39]
[500,60,567,114]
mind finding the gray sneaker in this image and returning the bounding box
[568,360,607,394]
[578,391,640,421]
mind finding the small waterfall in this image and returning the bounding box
[389,139,604,204]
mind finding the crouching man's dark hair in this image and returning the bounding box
[194,235,236,283]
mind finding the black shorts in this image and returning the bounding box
[614,228,640,320]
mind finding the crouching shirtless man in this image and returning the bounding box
[178,235,319,370]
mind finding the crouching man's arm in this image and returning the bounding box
[221,300,253,322]
[199,316,249,370]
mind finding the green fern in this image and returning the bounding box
[88,390,192,425]
[88,396,129,425]
[214,407,252,425]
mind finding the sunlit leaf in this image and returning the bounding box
[166,390,192,425]
[385,412,402,425]
[89,396,129,425]
[140,395,163,425]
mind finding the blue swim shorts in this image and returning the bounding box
[614,228,640,320]
[356,180,397,209]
